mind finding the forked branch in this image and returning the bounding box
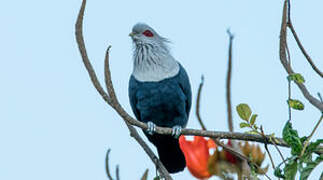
[279,0,323,112]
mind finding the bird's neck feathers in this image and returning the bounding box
[132,41,179,82]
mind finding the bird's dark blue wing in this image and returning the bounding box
[178,64,192,118]
[128,76,141,120]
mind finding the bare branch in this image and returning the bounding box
[226,29,234,132]
[116,165,120,180]
[286,40,292,122]
[196,75,207,130]
[264,144,276,170]
[140,169,149,180]
[75,0,111,104]
[105,149,114,180]
[260,127,276,170]
[286,1,323,77]
[288,79,292,122]
[225,30,254,178]
[279,0,292,74]
[279,0,323,112]
[288,23,323,77]
[271,139,286,165]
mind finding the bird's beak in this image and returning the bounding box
[129,32,135,37]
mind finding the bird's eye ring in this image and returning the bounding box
[142,30,154,37]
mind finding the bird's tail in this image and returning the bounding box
[147,134,186,173]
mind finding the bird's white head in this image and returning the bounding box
[129,23,179,82]
[129,23,169,50]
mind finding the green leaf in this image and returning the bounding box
[300,136,307,144]
[250,114,257,125]
[283,121,303,155]
[236,104,252,121]
[301,139,323,163]
[300,154,323,180]
[240,122,250,128]
[288,99,305,110]
[288,73,305,83]
[284,159,298,180]
[274,167,285,178]
[307,139,323,152]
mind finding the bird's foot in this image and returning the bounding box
[172,125,182,139]
[146,121,156,135]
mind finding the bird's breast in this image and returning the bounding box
[136,83,186,127]
[136,81,185,108]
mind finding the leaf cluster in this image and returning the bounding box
[274,122,323,180]
[236,104,259,135]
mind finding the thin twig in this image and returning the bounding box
[286,37,292,123]
[318,93,323,103]
[286,0,323,78]
[116,165,120,180]
[225,30,253,178]
[279,0,323,112]
[196,75,207,130]
[287,0,291,24]
[264,145,276,170]
[140,169,149,180]
[260,127,276,170]
[105,149,114,180]
[300,115,323,157]
[271,139,286,164]
[226,29,234,132]
[288,79,292,122]
[285,39,292,65]
[75,1,172,179]
[288,23,322,77]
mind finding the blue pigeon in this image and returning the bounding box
[128,23,192,173]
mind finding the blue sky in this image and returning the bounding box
[1,0,322,179]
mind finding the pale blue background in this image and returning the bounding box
[1,0,322,179]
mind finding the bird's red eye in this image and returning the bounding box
[142,30,154,37]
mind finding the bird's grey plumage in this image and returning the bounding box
[131,23,179,82]
[128,23,192,173]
